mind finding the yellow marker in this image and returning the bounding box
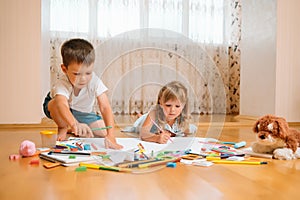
[206,157,221,161]
[80,163,100,169]
[79,163,132,172]
[212,160,267,165]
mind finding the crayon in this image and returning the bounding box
[91,143,98,150]
[75,166,87,172]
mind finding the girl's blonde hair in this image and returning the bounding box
[155,81,189,131]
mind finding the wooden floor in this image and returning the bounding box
[1,115,300,200]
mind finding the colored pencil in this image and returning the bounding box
[212,160,268,165]
[91,126,112,131]
[149,116,173,143]
[79,163,132,172]
[138,158,181,168]
[117,158,162,168]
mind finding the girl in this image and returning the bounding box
[124,81,197,144]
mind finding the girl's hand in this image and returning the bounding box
[157,130,171,144]
[167,130,176,137]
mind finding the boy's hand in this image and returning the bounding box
[104,135,123,150]
[71,123,94,138]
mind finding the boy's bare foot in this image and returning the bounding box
[93,130,106,137]
[57,127,68,141]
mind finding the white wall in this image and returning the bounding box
[276,0,300,121]
[240,0,277,116]
[0,0,43,123]
[0,0,300,124]
[41,0,50,116]
[241,0,300,122]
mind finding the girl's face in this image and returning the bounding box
[61,62,94,89]
[160,98,185,121]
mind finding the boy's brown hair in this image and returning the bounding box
[61,38,95,68]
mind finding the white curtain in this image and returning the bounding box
[49,0,241,115]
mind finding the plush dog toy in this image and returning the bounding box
[252,114,300,160]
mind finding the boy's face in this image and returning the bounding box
[61,62,94,89]
[160,98,185,121]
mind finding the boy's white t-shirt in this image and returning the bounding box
[50,72,108,113]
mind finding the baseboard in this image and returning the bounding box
[233,115,259,121]
[235,115,300,128]
[0,123,57,129]
[288,122,300,127]
[1,115,299,129]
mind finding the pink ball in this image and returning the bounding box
[19,140,36,157]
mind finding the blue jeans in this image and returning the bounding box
[43,92,101,125]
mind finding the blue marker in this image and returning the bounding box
[166,162,177,168]
[233,141,246,149]
[221,142,236,145]
[83,144,91,150]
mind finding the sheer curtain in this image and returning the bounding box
[49,0,241,115]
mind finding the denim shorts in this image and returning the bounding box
[43,92,102,125]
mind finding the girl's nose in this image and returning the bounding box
[80,75,86,81]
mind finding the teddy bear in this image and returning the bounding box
[252,114,300,160]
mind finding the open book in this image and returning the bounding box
[39,151,100,166]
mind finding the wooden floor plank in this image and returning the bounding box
[1,115,300,200]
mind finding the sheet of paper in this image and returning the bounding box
[69,137,215,155]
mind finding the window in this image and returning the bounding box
[50,0,89,33]
[148,0,183,34]
[97,0,140,37]
[50,0,226,44]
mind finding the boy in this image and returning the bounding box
[43,38,122,149]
